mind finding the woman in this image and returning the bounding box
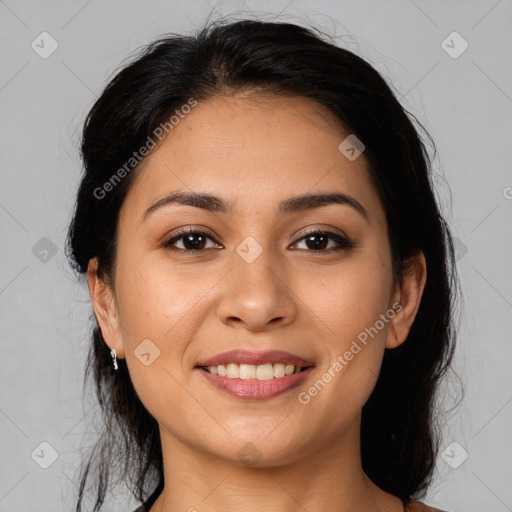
[67,18,458,512]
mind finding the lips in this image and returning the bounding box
[195,349,314,368]
[195,349,315,400]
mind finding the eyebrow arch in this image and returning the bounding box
[142,191,369,222]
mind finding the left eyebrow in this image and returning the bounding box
[279,192,369,222]
[142,191,369,223]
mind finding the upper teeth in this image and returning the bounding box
[205,363,303,380]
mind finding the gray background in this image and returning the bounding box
[1,0,511,511]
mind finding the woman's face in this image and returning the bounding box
[90,93,423,466]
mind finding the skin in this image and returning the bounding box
[88,93,426,512]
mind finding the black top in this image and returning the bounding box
[131,480,164,512]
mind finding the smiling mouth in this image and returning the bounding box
[197,362,312,380]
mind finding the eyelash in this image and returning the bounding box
[162,227,354,254]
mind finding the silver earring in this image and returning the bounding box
[110,348,118,371]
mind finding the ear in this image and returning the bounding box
[87,258,125,359]
[386,250,427,349]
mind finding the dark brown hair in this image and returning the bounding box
[67,17,460,511]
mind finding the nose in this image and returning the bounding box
[215,248,298,332]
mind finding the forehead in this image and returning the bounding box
[121,93,383,222]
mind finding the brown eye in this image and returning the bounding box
[292,231,353,252]
[163,229,220,252]
[163,228,353,254]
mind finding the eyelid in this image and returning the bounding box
[290,229,354,251]
[293,224,349,243]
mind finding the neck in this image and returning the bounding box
[150,416,404,512]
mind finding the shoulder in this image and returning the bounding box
[131,505,147,512]
[404,499,450,512]
[130,480,164,512]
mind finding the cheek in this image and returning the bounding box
[114,255,212,340]
[302,251,393,339]
[112,255,223,402]
[113,261,200,419]
[306,251,392,400]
